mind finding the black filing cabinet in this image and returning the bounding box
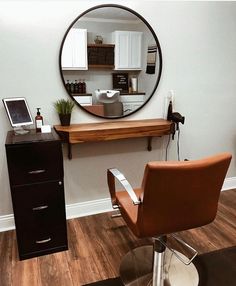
[5,129,68,260]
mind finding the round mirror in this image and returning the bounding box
[59,4,162,119]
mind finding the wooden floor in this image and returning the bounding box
[0,189,236,286]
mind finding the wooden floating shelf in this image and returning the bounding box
[87,44,115,48]
[54,118,174,159]
[71,93,92,96]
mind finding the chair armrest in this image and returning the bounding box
[107,168,141,207]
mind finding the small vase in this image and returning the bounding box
[59,114,71,126]
[94,35,103,44]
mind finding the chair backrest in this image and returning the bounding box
[136,153,232,237]
[104,102,123,117]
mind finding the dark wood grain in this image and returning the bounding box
[0,231,13,285]
[0,189,235,286]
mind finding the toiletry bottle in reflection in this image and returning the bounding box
[82,79,86,94]
[35,108,43,132]
[70,81,74,94]
[74,80,78,93]
[65,80,70,92]
[78,79,82,93]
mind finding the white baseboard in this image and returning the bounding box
[0,214,15,232]
[0,177,235,232]
[65,198,113,219]
[0,198,113,232]
[222,176,236,191]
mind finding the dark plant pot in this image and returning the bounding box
[59,114,71,126]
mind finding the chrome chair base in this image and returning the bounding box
[120,245,199,286]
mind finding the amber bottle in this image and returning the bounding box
[35,108,43,132]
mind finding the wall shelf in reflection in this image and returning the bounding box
[71,93,92,96]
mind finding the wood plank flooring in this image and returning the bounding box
[0,189,235,286]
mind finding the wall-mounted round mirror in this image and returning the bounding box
[59,4,162,119]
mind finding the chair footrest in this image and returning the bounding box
[155,234,198,265]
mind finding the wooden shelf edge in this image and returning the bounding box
[54,118,174,159]
[88,65,114,69]
[88,44,115,48]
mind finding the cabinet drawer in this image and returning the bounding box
[6,141,63,185]
[11,181,66,221]
[17,224,67,259]
[11,181,68,259]
[120,95,145,102]
[123,102,143,114]
[74,95,92,106]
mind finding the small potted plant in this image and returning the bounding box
[54,99,75,126]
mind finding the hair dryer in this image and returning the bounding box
[167,101,185,139]
[167,101,185,125]
[170,112,185,125]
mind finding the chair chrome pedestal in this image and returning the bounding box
[119,244,199,286]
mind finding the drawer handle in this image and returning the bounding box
[32,205,48,211]
[28,169,46,174]
[35,238,51,244]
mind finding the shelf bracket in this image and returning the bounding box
[147,137,153,151]
[68,143,72,160]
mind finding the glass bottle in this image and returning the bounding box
[35,108,43,133]
[74,80,78,94]
[82,79,86,94]
[78,79,82,94]
[65,80,70,92]
[70,81,74,94]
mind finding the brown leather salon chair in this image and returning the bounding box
[107,153,232,286]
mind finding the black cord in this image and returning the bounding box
[165,123,181,161]
[165,134,171,161]
[177,127,180,161]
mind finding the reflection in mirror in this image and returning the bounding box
[59,5,162,119]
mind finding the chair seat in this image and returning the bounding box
[116,188,143,236]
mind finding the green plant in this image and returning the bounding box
[54,99,75,115]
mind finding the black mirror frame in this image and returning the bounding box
[59,4,162,119]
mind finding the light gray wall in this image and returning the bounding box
[0,1,236,216]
